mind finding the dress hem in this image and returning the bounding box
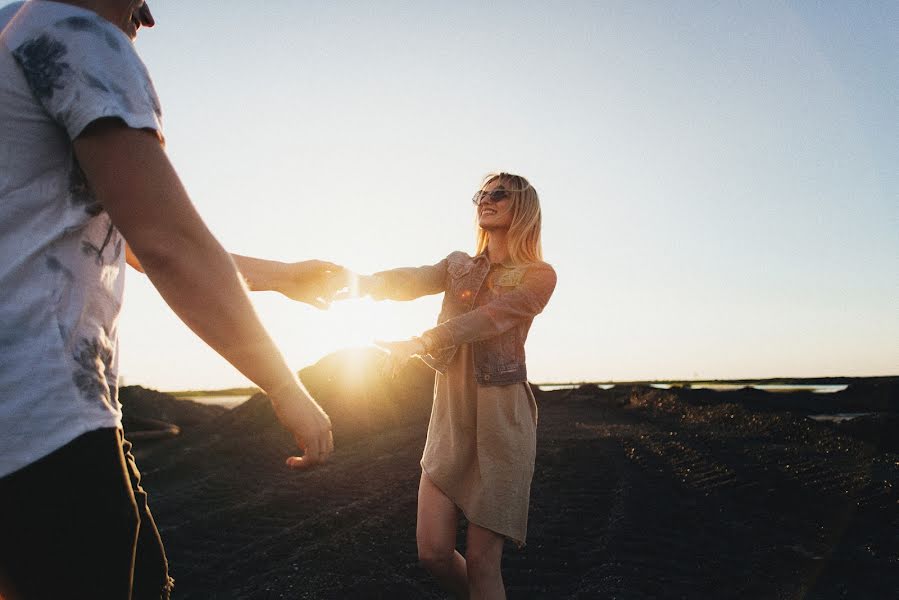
[420,463,526,549]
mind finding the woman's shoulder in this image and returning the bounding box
[444,250,475,264]
[522,260,555,275]
[519,261,557,290]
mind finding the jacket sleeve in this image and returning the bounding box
[423,263,556,349]
[368,256,449,301]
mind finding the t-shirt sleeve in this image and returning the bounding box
[9,13,162,140]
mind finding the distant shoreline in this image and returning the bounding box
[166,387,259,398]
[532,374,898,387]
[164,375,898,397]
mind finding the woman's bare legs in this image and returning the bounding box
[466,522,506,600]
[417,471,469,598]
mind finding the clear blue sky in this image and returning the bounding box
[8,1,896,388]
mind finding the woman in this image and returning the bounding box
[360,172,556,599]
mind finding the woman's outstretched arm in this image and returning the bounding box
[376,263,556,377]
[360,256,450,301]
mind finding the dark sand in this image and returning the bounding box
[121,356,898,599]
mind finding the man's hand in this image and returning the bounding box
[374,338,426,379]
[268,382,334,468]
[274,260,349,309]
[231,255,349,309]
[130,250,348,309]
[73,120,334,469]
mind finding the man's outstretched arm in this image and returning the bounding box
[75,118,332,467]
[128,248,346,309]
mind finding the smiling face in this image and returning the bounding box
[473,172,543,264]
[476,177,514,232]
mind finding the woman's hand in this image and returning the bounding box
[375,338,426,379]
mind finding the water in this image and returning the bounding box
[651,383,848,394]
[185,384,850,407]
[807,413,874,423]
[540,383,849,394]
[177,395,251,409]
[752,384,847,394]
[538,384,614,391]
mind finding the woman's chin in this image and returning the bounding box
[478,221,508,232]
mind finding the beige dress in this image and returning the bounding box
[420,342,539,547]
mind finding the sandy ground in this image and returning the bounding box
[122,357,898,599]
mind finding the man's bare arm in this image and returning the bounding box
[75,119,332,467]
[127,248,345,309]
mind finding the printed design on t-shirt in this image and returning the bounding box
[68,159,102,216]
[83,71,110,92]
[11,34,70,101]
[109,79,135,113]
[81,222,122,266]
[45,256,75,341]
[79,70,137,114]
[45,255,75,281]
[54,16,147,117]
[72,335,115,404]
[55,15,121,52]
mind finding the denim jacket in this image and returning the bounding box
[370,251,557,385]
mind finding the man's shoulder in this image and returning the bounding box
[3,0,161,142]
[3,1,128,53]
[0,2,25,32]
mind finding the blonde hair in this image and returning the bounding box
[475,172,543,263]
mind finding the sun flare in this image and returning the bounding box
[265,291,442,376]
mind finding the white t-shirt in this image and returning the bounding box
[0,1,162,477]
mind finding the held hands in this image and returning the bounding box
[267,380,334,469]
[355,274,384,299]
[330,273,384,302]
[277,267,383,307]
[273,260,351,309]
[374,338,427,379]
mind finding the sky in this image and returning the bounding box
[11,1,897,389]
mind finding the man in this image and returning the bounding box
[0,1,338,597]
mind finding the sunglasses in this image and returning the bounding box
[472,188,511,206]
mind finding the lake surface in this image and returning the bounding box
[538,384,614,391]
[538,383,848,394]
[177,395,252,409]
[184,383,851,408]
[649,383,848,394]
[807,412,874,423]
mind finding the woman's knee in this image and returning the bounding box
[464,546,501,578]
[465,527,504,578]
[417,537,455,570]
